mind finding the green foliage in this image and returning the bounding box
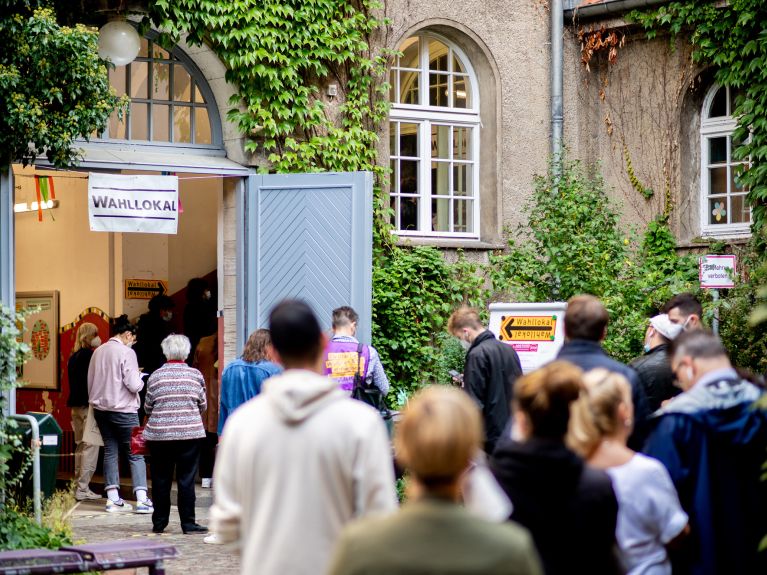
[629,1,767,240]
[491,157,700,363]
[373,247,486,404]
[0,1,124,168]
[0,490,75,551]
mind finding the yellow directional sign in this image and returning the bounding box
[499,315,557,342]
[125,279,168,300]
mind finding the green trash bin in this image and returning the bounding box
[9,412,62,500]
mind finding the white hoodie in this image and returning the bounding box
[210,368,398,575]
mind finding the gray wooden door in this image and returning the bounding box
[240,171,373,349]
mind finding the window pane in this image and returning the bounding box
[194,85,206,104]
[431,161,449,196]
[399,70,419,104]
[400,123,418,157]
[453,76,471,109]
[453,54,466,74]
[195,107,212,144]
[708,86,727,118]
[390,159,398,192]
[389,123,397,155]
[709,198,728,225]
[453,200,473,233]
[152,104,170,141]
[130,102,148,140]
[390,196,398,228]
[173,106,192,143]
[153,63,170,100]
[431,198,449,231]
[428,40,448,71]
[109,67,126,96]
[731,164,748,193]
[731,194,749,224]
[453,164,472,196]
[389,69,396,103]
[429,73,449,106]
[453,127,472,160]
[173,66,192,101]
[400,197,419,231]
[709,167,727,195]
[130,62,148,99]
[708,137,727,164]
[400,37,419,68]
[152,44,170,60]
[431,125,449,159]
[400,160,419,194]
[108,109,126,139]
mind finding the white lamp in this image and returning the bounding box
[98,20,141,66]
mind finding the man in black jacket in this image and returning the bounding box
[448,307,522,454]
[630,313,683,413]
[555,295,650,449]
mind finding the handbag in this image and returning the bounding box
[82,405,104,447]
[130,426,149,456]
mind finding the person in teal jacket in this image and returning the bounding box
[217,329,282,434]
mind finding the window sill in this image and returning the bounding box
[394,236,505,250]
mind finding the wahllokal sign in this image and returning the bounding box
[88,173,179,234]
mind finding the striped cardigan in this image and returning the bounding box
[143,361,206,441]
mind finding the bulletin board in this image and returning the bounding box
[15,291,60,391]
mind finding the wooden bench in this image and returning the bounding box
[0,540,177,575]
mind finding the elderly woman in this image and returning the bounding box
[143,334,207,535]
[327,386,543,575]
[490,361,621,575]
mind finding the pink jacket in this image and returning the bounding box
[87,337,144,413]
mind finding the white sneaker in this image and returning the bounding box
[105,499,133,513]
[201,478,212,488]
[204,533,223,545]
[135,499,154,514]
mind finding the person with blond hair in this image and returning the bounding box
[447,306,522,453]
[217,328,281,434]
[67,321,102,501]
[569,369,688,575]
[490,361,620,575]
[327,386,543,575]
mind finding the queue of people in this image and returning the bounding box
[70,290,767,575]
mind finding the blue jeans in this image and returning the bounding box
[93,410,147,494]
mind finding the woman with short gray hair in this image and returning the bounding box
[143,334,208,535]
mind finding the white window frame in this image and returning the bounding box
[389,33,480,239]
[700,84,751,238]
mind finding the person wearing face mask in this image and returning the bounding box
[134,295,176,421]
[447,307,522,454]
[663,293,703,332]
[644,330,767,575]
[67,322,103,501]
[629,314,683,413]
[88,315,152,514]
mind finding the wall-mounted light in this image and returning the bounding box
[98,19,141,66]
[14,200,59,213]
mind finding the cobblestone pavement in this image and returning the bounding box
[70,486,240,575]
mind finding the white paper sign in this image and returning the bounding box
[488,302,567,374]
[699,254,736,289]
[42,435,58,446]
[88,173,179,234]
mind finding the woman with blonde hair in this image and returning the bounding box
[327,386,543,575]
[490,361,620,575]
[569,369,688,575]
[67,322,102,501]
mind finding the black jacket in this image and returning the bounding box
[557,339,650,450]
[630,344,680,414]
[490,438,620,575]
[463,330,522,453]
[67,348,93,407]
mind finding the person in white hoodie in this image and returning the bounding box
[209,300,398,575]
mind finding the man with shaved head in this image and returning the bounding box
[556,295,650,448]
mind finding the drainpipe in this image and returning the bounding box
[563,0,668,19]
[551,0,564,179]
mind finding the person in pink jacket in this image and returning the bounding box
[87,315,152,514]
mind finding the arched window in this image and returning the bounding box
[96,36,221,149]
[389,33,480,237]
[700,84,749,236]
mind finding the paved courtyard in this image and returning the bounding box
[70,486,239,575]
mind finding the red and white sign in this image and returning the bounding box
[699,254,737,289]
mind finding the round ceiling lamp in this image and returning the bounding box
[98,20,141,66]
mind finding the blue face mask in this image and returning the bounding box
[643,344,651,353]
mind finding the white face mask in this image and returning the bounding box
[681,316,692,331]
[162,311,173,322]
[203,290,212,300]
[90,336,102,348]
